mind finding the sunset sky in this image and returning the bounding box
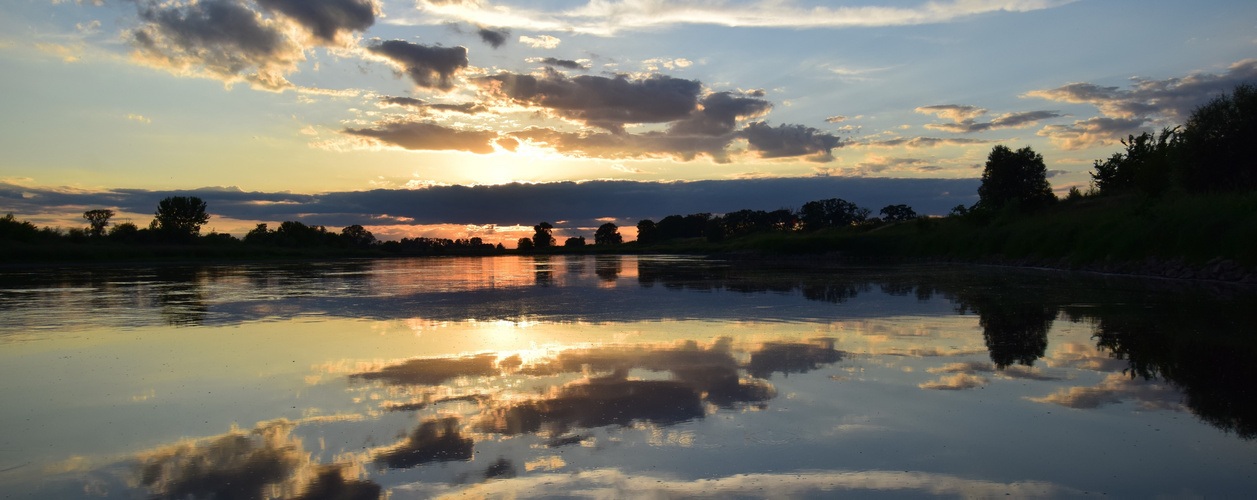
[2,0,1255,244]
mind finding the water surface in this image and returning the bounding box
[2,256,1255,498]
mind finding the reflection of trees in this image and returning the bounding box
[594,255,622,282]
[375,416,474,469]
[975,301,1056,369]
[1089,298,1257,439]
[533,256,554,287]
[153,266,209,326]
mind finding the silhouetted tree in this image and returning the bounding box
[108,222,140,242]
[799,198,870,230]
[532,222,554,248]
[879,204,917,222]
[152,196,210,239]
[594,222,623,245]
[1179,83,1257,192]
[517,237,534,251]
[243,223,271,244]
[978,145,1055,210]
[1091,128,1180,196]
[563,236,586,247]
[341,224,376,248]
[82,209,115,237]
[635,219,657,245]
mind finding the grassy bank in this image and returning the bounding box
[704,192,1257,272]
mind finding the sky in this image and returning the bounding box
[2,0,1255,244]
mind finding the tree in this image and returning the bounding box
[82,209,115,237]
[1090,128,1179,196]
[563,236,586,247]
[977,145,1055,211]
[1179,83,1257,192]
[516,237,534,251]
[152,196,210,238]
[594,222,623,245]
[532,222,554,248]
[799,198,870,230]
[636,219,657,245]
[341,224,376,248]
[879,204,917,222]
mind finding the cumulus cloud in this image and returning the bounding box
[1027,58,1257,148]
[668,91,773,136]
[254,0,376,45]
[475,71,702,132]
[519,34,561,49]
[367,40,469,91]
[509,127,736,163]
[477,27,510,48]
[826,115,848,123]
[916,105,1062,133]
[740,122,843,162]
[128,0,305,91]
[342,121,501,153]
[409,0,1079,36]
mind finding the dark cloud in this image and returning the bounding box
[129,0,303,90]
[537,57,589,70]
[368,40,468,91]
[475,71,702,132]
[740,122,842,162]
[378,96,489,114]
[342,121,500,153]
[668,91,773,136]
[0,177,981,228]
[374,417,474,469]
[255,0,375,45]
[477,27,509,48]
[353,353,500,385]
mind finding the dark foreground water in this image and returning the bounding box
[1,255,1255,498]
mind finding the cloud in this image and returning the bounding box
[851,155,938,174]
[1030,373,1183,411]
[477,27,509,48]
[533,57,589,70]
[126,114,151,123]
[859,136,993,149]
[1026,58,1257,148]
[367,40,469,91]
[407,0,1079,36]
[254,0,377,45]
[916,105,1062,133]
[927,361,1063,381]
[519,34,560,49]
[510,127,736,163]
[378,96,489,114]
[1036,117,1145,150]
[826,115,848,123]
[475,71,702,132]
[341,120,502,153]
[128,0,305,91]
[668,91,774,136]
[0,177,981,228]
[919,373,989,390]
[740,122,843,162]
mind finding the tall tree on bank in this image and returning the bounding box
[978,145,1055,211]
[1180,83,1257,192]
[532,222,555,248]
[82,209,115,237]
[595,222,623,245]
[151,196,210,240]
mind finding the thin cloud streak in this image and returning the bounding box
[399,0,1081,36]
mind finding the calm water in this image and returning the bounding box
[1,255,1255,498]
